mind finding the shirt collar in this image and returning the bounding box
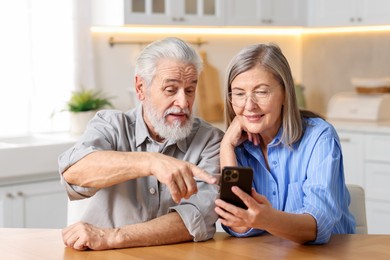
[135,104,150,147]
[135,103,189,153]
[242,124,284,150]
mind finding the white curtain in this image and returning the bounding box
[73,0,96,92]
[0,0,95,137]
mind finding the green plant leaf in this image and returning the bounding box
[66,89,114,112]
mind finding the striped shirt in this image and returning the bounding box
[224,117,355,244]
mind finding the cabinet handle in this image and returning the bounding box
[340,138,351,143]
[350,17,355,22]
[5,193,14,199]
[172,17,185,22]
[16,191,24,197]
[357,17,362,22]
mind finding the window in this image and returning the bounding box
[0,0,75,137]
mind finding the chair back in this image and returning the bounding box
[347,184,368,234]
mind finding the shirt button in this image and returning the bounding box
[273,191,276,195]
[272,161,277,165]
[149,187,156,195]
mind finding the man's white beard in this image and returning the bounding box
[144,101,194,142]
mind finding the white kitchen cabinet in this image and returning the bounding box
[337,131,364,187]
[225,0,306,26]
[308,0,390,27]
[0,178,67,228]
[365,200,390,234]
[92,0,226,26]
[334,124,390,234]
[364,133,390,234]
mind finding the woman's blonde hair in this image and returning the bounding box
[224,43,320,147]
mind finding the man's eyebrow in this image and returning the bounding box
[163,79,181,84]
[163,79,198,85]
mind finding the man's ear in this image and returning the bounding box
[135,75,146,101]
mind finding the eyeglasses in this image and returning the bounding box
[228,89,272,108]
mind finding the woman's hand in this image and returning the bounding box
[215,187,275,232]
[222,117,247,148]
[223,117,261,148]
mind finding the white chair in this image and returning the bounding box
[347,184,368,234]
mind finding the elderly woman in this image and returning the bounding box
[215,43,355,244]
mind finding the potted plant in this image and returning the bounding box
[66,88,114,134]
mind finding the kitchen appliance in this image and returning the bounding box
[327,92,390,121]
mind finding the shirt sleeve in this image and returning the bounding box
[222,225,265,237]
[295,134,350,244]
[170,182,219,242]
[169,122,224,242]
[58,110,122,200]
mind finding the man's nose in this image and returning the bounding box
[174,90,189,108]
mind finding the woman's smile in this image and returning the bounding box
[244,113,264,123]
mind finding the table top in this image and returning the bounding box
[1,228,390,260]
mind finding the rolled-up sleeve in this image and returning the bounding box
[58,110,123,200]
[295,136,354,244]
[170,182,219,241]
[170,123,223,241]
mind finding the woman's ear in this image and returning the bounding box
[135,75,146,101]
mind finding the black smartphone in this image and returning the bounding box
[219,166,253,209]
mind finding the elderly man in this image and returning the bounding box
[59,37,224,250]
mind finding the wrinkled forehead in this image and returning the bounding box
[155,59,198,84]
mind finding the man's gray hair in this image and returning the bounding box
[135,37,203,87]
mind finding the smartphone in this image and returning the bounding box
[219,166,253,209]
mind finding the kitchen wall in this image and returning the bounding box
[302,31,390,116]
[92,30,390,119]
[92,32,302,115]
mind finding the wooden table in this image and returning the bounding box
[1,228,390,260]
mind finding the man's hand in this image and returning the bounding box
[62,222,115,250]
[149,153,217,203]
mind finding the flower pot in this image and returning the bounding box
[70,111,97,135]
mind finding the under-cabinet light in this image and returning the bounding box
[91,26,303,36]
[91,25,390,36]
[304,25,390,34]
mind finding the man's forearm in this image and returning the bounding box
[107,212,192,248]
[63,151,150,188]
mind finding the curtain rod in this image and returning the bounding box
[108,37,207,47]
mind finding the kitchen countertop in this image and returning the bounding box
[329,119,390,134]
[0,132,77,184]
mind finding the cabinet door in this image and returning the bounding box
[358,0,390,25]
[308,0,357,27]
[0,187,18,227]
[364,162,390,234]
[365,133,390,163]
[0,179,67,228]
[366,199,390,234]
[125,0,171,25]
[365,162,390,201]
[270,0,307,26]
[226,0,306,26]
[124,0,225,25]
[17,180,68,228]
[225,0,260,25]
[337,131,364,187]
[171,0,225,25]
